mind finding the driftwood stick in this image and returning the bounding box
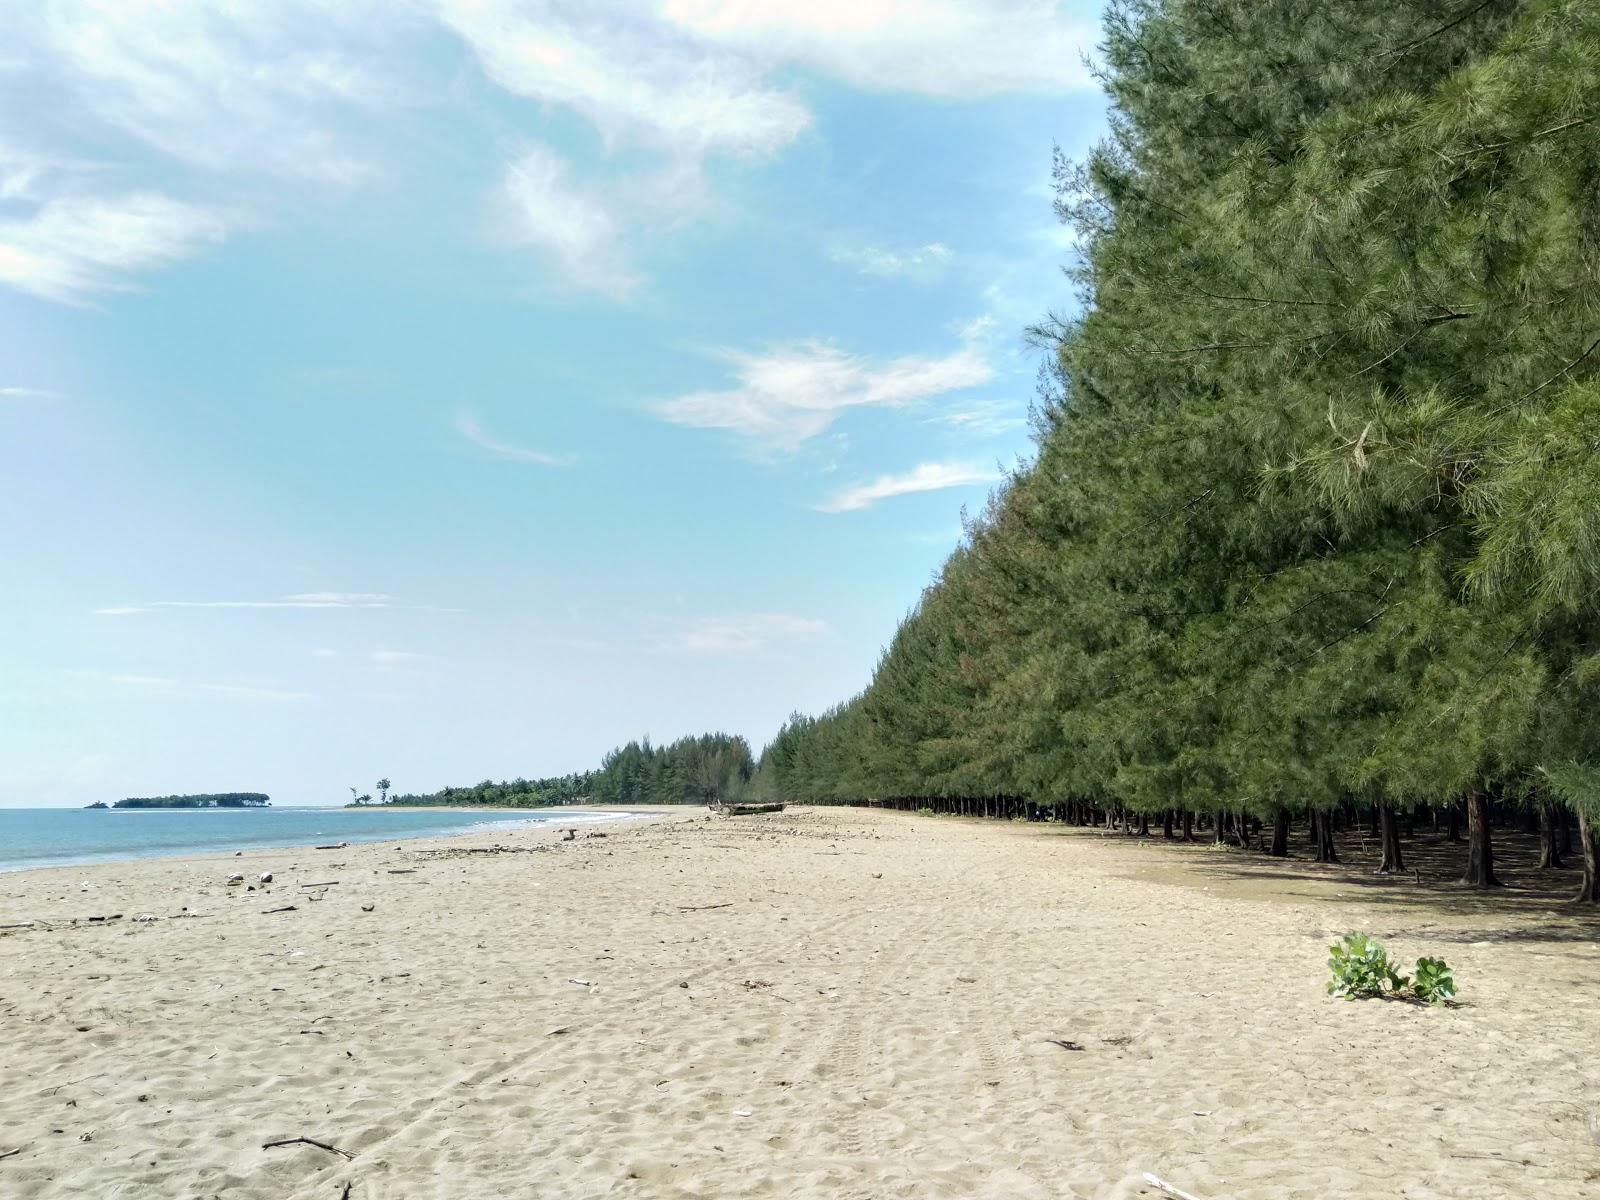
[0,1146,24,1162]
[340,1183,352,1200]
[677,903,734,912]
[261,1136,354,1160]
[1143,1172,1206,1200]
[261,905,298,915]
[299,881,340,888]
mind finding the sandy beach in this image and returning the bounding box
[2,806,1597,1199]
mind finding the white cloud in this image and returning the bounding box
[659,331,994,451]
[817,460,998,513]
[13,0,401,183]
[434,0,811,158]
[1,386,52,399]
[96,592,397,614]
[934,397,1028,438]
[660,0,1097,97]
[0,192,232,303]
[312,648,338,658]
[370,649,429,664]
[107,673,310,703]
[657,612,828,655]
[495,145,640,299]
[455,410,574,466]
[829,241,951,279]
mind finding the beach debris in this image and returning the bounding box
[360,904,375,913]
[261,1136,354,1161]
[1045,1039,1085,1052]
[0,922,35,931]
[679,981,690,989]
[227,874,244,884]
[262,905,297,914]
[1142,1174,1206,1200]
[568,978,592,988]
[545,1026,570,1037]
[300,881,340,888]
[258,872,273,883]
[0,1146,24,1162]
[732,1109,752,1118]
[315,843,347,850]
[386,868,416,874]
[86,914,122,923]
[562,828,577,841]
[340,1183,353,1200]
[677,902,733,912]
[131,913,159,923]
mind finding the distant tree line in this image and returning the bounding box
[374,733,754,809]
[109,793,270,809]
[749,0,1600,904]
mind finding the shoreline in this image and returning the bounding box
[0,807,646,878]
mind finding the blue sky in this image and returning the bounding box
[0,0,1106,806]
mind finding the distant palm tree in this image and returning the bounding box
[350,786,361,807]
[377,778,391,805]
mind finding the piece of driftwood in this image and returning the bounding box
[1143,1172,1206,1200]
[386,868,416,874]
[1046,1039,1085,1052]
[0,1146,24,1162]
[261,1137,353,1160]
[314,844,347,850]
[340,1183,352,1200]
[677,902,733,912]
[0,922,34,931]
[299,881,340,888]
[86,914,123,923]
[262,905,297,914]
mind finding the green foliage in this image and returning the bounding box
[113,793,269,809]
[1411,957,1457,1006]
[1326,934,1408,1000]
[1326,934,1457,1004]
[749,0,1600,869]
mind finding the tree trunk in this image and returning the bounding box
[1538,804,1565,870]
[1445,802,1461,843]
[1312,810,1338,863]
[1460,792,1501,889]
[1574,809,1600,904]
[1375,803,1404,875]
[1162,810,1174,839]
[1269,807,1290,858]
[1181,809,1194,841]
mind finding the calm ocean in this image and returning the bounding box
[0,806,622,872]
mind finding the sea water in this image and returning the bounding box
[0,806,622,872]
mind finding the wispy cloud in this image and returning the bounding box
[660,0,1098,97]
[658,329,994,451]
[495,144,642,300]
[830,241,951,280]
[95,592,412,615]
[455,411,574,467]
[0,192,233,304]
[0,386,52,399]
[436,0,811,158]
[106,673,310,703]
[656,612,829,655]
[14,0,400,183]
[818,460,998,513]
[370,649,429,664]
[933,397,1028,438]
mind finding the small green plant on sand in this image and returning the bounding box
[1411,956,1457,1005]
[916,806,936,817]
[1326,934,1456,1005]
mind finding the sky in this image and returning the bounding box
[0,0,1107,807]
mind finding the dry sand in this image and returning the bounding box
[1,806,1597,1199]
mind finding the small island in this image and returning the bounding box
[92,793,272,809]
